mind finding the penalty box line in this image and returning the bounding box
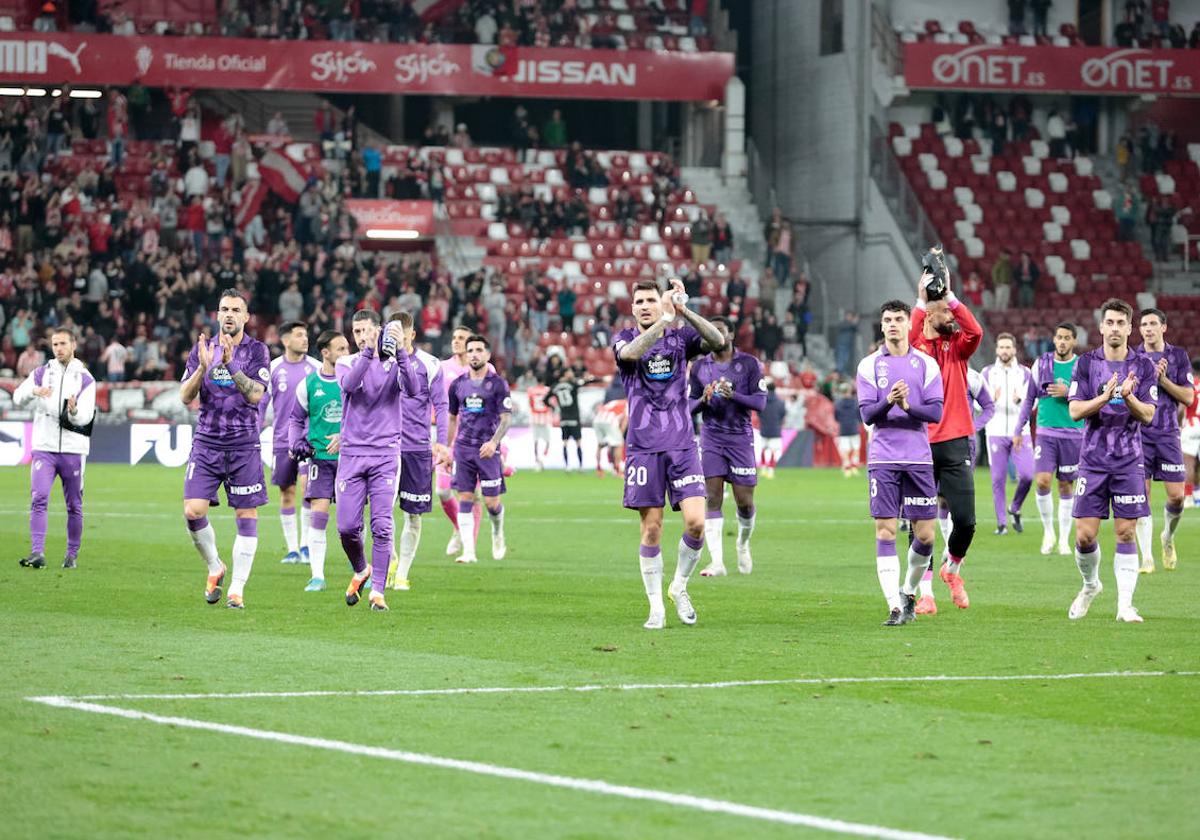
[44,669,1200,702]
[27,694,958,840]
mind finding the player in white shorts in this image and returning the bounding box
[593,398,628,476]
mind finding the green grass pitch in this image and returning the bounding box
[0,465,1197,839]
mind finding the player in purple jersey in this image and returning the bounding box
[612,278,724,630]
[447,334,512,564]
[1067,298,1158,623]
[263,321,320,566]
[387,311,452,590]
[286,329,350,592]
[1134,308,1193,572]
[856,300,944,626]
[179,290,270,609]
[335,309,419,612]
[687,316,767,577]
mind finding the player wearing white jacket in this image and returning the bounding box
[980,334,1034,535]
[12,328,97,568]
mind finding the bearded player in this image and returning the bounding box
[1014,323,1083,556]
[180,290,270,609]
[689,316,766,577]
[612,278,724,629]
[438,326,488,556]
[1134,308,1193,572]
[287,329,350,592]
[263,320,320,566]
[1067,298,1157,623]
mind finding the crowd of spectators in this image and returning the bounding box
[930,94,1097,159]
[1113,1,1200,49]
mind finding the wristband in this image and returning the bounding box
[224,358,243,378]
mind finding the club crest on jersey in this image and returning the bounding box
[877,376,889,389]
[911,357,920,368]
[645,354,674,380]
[277,382,287,392]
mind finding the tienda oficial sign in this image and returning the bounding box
[0,33,732,101]
[905,42,1197,95]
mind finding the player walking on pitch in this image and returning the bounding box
[688,316,767,577]
[286,329,350,592]
[526,379,553,471]
[438,326,487,556]
[14,327,96,569]
[593,397,628,476]
[446,335,512,564]
[1066,298,1157,623]
[263,321,320,565]
[389,311,451,590]
[336,311,418,612]
[1133,308,1193,572]
[612,279,724,629]
[981,334,1034,535]
[180,290,270,609]
[1014,323,1083,556]
[857,300,944,626]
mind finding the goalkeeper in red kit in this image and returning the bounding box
[909,263,983,610]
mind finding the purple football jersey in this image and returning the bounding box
[264,355,320,442]
[1068,347,1158,471]
[688,350,766,444]
[1138,343,1191,441]
[613,324,705,454]
[448,370,512,447]
[183,335,271,449]
[400,348,449,452]
[855,346,944,466]
[336,344,418,457]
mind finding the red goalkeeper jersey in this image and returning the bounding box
[909,296,983,444]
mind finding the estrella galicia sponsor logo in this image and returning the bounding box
[646,354,674,381]
[465,394,485,413]
[211,367,235,388]
[229,482,264,496]
[904,495,938,507]
[671,473,703,489]
[1114,494,1147,505]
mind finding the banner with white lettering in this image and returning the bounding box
[0,34,734,101]
[904,43,1197,95]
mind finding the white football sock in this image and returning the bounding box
[457,507,477,559]
[398,513,421,580]
[229,534,259,597]
[736,511,755,547]
[937,509,952,545]
[1164,504,1183,540]
[1058,495,1074,543]
[673,535,703,586]
[904,543,932,595]
[489,505,505,536]
[640,549,664,613]
[1114,547,1139,611]
[189,522,222,575]
[703,516,724,567]
[300,504,311,551]
[876,553,901,611]
[280,509,299,555]
[1135,515,1154,561]
[307,521,327,580]
[1035,490,1055,534]
[1075,543,1101,587]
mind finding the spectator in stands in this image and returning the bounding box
[691,210,713,265]
[1126,0,1148,40]
[989,107,1008,157]
[107,88,128,167]
[1031,0,1052,37]
[1115,18,1137,46]
[834,310,859,375]
[991,249,1013,310]
[556,281,577,331]
[44,101,68,158]
[1168,21,1187,47]
[712,213,733,264]
[1008,0,1027,36]
[1152,0,1171,38]
[17,340,44,377]
[452,123,472,149]
[1009,95,1032,142]
[34,3,57,32]
[772,218,793,288]
[1116,183,1141,241]
[267,112,289,137]
[1015,250,1041,308]
[1150,196,1177,262]
[1116,133,1134,180]
[1022,325,1042,363]
[1046,107,1068,158]
[100,335,128,382]
[1189,21,1200,47]
[484,277,508,350]
[962,270,986,308]
[543,109,567,149]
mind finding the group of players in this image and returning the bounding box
[14,267,1193,628]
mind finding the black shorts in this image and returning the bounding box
[931,437,976,508]
[561,423,582,441]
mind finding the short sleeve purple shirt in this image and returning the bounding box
[689,350,764,444]
[266,355,320,444]
[1138,343,1191,441]
[612,324,705,453]
[448,370,512,447]
[184,335,271,450]
[1069,347,1158,471]
[856,347,944,466]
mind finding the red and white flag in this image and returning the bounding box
[258,150,307,204]
[235,180,268,231]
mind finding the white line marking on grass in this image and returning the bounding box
[27,695,957,840]
[54,670,1199,702]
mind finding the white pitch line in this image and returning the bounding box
[27,695,958,840]
[52,669,1200,702]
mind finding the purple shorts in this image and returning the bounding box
[271,446,302,489]
[1073,466,1150,520]
[700,436,758,486]
[868,465,938,521]
[454,444,506,496]
[305,458,338,502]
[1034,435,1081,482]
[623,446,705,511]
[184,443,268,508]
[399,450,434,514]
[1143,434,1186,483]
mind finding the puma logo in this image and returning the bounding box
[48,41,86,74]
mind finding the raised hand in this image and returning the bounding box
[218,332,235,365]
[1120,370,1138,399]
[32,385,53,398]
[1047,381,1068,398]
[196,333,214,369]
[66,396,77,414]
[1103,372,1120,399]
[701,381,716,403]
[1156,357,1169,383]
[660,288,676,321]
[917,270,934,302]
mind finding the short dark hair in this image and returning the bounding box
[1100,298,1133,322]
[352,309,381,325]
[1140,307,1167,325]
[879,300,911,317]
[388,311,414,330]
[996,332,1016,345]
[218,289,248,307]
[452,324,473,337]
[709,315,732,331]
[279,320,307,336]
[316,330,343,353]
[1054,322,1077,337]
[466,333,490,350]
[632,280,660,297]
[51,327,77,342]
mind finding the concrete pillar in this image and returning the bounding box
[637,99,652,150]
[387,96,405,144]
[721,75,747,183]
